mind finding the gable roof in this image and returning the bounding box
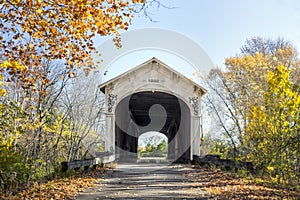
[99,57,207,95]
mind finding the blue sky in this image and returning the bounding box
[94,1,300,141]
[96,0,300,82]
[129,0,300,66]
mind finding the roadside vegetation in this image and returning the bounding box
[201,37,300,192]
[0,0,299,198]
[138,134,168,158]
[0,0,161,197]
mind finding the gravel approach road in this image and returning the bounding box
[75,162,211,200]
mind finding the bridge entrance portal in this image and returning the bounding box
[99,58,206,163]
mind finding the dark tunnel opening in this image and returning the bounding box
[115,91,191,163]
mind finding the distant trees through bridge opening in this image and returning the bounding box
[138,132,168,159]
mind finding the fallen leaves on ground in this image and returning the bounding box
[184,165,300,199]
[4,168,106,200]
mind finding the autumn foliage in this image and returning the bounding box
[0,0,148,197]
[204,37,300,189]
[185,165,300,199]
[1,1,299,197]
[246,65,300,186]
[0,0,145,92]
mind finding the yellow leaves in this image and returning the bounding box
[29,44,34,49]
[283,121,289,127]
[0,76,5,96]
[0,61,28,96]
[37,9,42,13]
[245,64,300,184]
[0,135,15,150]
[226,52,269,73]
[267,66,292,96]
[87,13,93,19]
[0,60,27,71]
[0,60,12,68]
[42,125,56,134]
[0,88,7,97]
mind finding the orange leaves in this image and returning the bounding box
[1,0,139,95]
[132,0,145,4]
[185,166,300,199]
[12,169,105,200]
[51,27,57,34]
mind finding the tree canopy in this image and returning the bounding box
[0,0,145,94]
[204,37,300,187]
[0,0,163,196]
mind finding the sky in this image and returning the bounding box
[130,0,300,66]
[94,0,300,142]
[138,131,167,147]
[94,0,300,82]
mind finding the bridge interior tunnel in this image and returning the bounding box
[115,91,191,163]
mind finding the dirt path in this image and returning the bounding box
[75,162,211,199]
